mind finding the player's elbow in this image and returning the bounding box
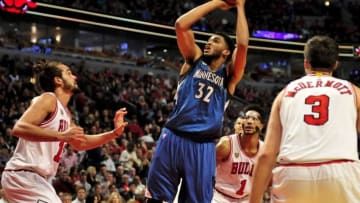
[11,122,27,138]
[175,18,187,31]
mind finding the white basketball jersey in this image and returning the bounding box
[5,93,71,178]
[215,134,263,200]
[278,75,359,163]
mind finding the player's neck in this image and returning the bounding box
[307,71,332,76]
[240,134,259,153]
[204,57,226,72]
[54,90,72,107]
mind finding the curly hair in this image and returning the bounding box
[32,60,63,92]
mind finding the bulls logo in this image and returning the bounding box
[234,152,239,158]
[0,0,37,14]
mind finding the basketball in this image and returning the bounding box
[223,0,237,6]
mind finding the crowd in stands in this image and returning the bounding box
[37,0,360,43]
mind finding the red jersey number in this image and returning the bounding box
[235,179,247,196]
[304,95,329,125]
[53,141,66,162]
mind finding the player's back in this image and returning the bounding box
[278,75,358,163]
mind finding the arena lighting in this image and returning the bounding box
[26,10,178,40]
[252,30,302,40]
[25,2,355,57]
[23,10,307,55]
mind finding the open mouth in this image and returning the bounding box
[244,127,253,131]
[204,45,210,52]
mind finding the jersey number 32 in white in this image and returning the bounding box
[195,82,214,103]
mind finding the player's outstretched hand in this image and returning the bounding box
[113,108,128,136]
[61,126,86,142]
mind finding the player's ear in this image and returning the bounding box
[223,49,231,57]
[333,61,339,70]
[54,76,63,86]
[304,59,311,70]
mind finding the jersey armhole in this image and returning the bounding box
[40,99,58,126]
[222,135,233,161]
[349,82,359,111]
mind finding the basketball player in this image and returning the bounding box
[1,60,128,203]
[145,0,249,202]
[212,104,265,203]
[249,35,360,203]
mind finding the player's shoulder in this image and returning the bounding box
[217,135,231,146]
[31,92,57,107]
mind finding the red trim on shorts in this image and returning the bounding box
[215,188,243,200]
[278,159,354,167]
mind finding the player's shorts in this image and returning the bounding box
[1,170,62,203]
[145,127,216,203]
[271,160,360,203]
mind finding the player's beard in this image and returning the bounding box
[63,79,80,93]
[203,51,222,65]
[243,127,261,136]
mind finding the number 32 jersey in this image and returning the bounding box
[165,59,229,142]
[278,75,359,163]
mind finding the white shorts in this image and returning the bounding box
[1,170,61,203]
[271,160,360,203]
[211,189,248,203]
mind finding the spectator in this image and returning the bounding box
[86,182,104,203]
[101,145,117,173]
[60,145,79,171]
[133,175,145,201]
[53,169,77,195]
[86,165,98,186]
[59,192,73,203]
[119,143,141,170]
[107,191,126,203]
[72,187,87,203]
[74,170,92,194]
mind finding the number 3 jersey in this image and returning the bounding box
[5,93,71,178]
[215,134,263,200]
[165,59,230,142]
[278,74,359,163]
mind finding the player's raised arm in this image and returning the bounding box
[227,0,249,95]
[175,0,233,73]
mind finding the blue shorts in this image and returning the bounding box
[146,128,216,203]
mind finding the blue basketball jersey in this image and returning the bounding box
[165,59,230,142]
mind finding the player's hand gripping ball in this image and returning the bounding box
[222,0,237,6]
